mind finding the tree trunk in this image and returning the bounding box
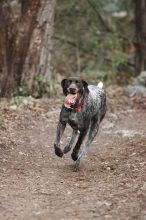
[0,0,56,97]
[135,0,146,75]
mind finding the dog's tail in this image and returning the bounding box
[97,81,103,89]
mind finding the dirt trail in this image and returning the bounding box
[0,90,146,220]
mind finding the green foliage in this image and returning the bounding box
[10,96,25,105]
[33,68,56,98]
[18,86,28,96]
[91,25,129,68]
[113,53,128,69]
[53,0,134,85]
[31,74,49,98]
[14,67,57,98]
[13,74,53,98]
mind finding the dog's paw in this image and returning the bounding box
[71,151,78,161]
[55,147,63,157]
[73,161,80,172]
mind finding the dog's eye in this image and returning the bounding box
[75,80,79,84]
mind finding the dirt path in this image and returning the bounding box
[0,91,146,220]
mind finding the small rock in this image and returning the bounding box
[134,71,146,87]
[124,71,146,97]
[19,151,25,155]
[124,85,146,97]
[9,105,17,110]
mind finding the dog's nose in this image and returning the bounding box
[69,88,77,94]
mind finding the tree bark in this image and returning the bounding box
[0,0,56,97]
[135,0,146,75]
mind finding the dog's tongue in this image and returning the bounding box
[64,94,78,108]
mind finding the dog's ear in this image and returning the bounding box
[82,80,89,95]
[61,79,68,96]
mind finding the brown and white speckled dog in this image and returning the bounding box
[54,77,106,171]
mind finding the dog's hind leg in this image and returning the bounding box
[63,130,78,154]
[54,122,66,157]
[74,118,99,171]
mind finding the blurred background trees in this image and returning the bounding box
[0,0,145,97]
[135,0,146,74]
[0,0,56,97]
[53,0,135,85]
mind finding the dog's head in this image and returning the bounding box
[61,77,89,97]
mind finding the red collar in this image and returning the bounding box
[63,98,87,112]
[74,98,87,111]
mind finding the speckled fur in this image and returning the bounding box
[54,77,106,171]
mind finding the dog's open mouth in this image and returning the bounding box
[64,93,78,108]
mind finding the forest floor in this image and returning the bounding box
[0,86,146,220]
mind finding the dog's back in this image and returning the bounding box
[83,84,106,122]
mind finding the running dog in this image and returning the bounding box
[54,77,106,171]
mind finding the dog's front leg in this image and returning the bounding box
[63,130,78,154]
[54,121,66,157]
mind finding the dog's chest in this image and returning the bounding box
[68,112,83,129]
[61,109,86,130]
